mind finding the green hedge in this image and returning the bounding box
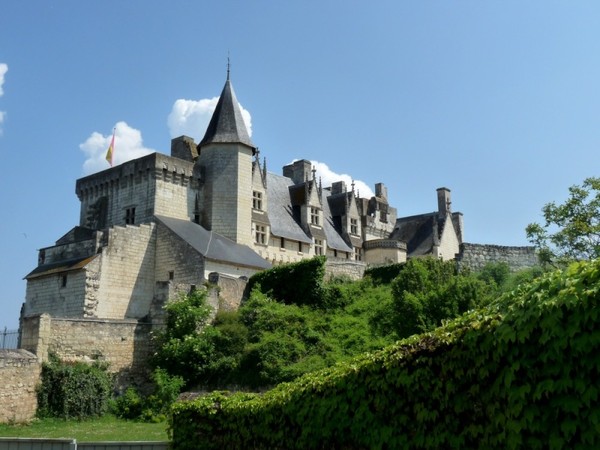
[245,256,328,307]
[364,262,405,285]
[171,259,600,449]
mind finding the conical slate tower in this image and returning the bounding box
[197,72,255,245]
[199,72,255,151]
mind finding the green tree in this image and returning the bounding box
[526,177,600,265]
[390,258,490,338]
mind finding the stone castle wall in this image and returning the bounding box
[457,243,538,272]
[324,259,366,280]
[0,349,40,423]
[95,223,156,319]
[20,314,153,391]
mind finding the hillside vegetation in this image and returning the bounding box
[170,259,600,449]
[153,257,523,390]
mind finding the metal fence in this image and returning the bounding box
[0,327,19,349]
[0,438,169,450]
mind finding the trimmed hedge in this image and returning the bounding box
[171,259,600,449]
[245,256,328,307]
[364,262,405,285]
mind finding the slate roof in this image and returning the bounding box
[198,79,255,150]
[321,188,353,252]
[155,215,271,270]
[390,212,441,257]
[25,255,98,279]
[266,173,313,243]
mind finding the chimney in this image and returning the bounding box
[375,183,388,200]
[283,159,312,184]
[331,181,347,195]
[437,187,451,217]
[171,135,198,162]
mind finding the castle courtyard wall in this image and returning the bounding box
[0,349,40,423]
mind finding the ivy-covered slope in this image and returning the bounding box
[171,260,600,449]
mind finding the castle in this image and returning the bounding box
[16,73,536,389]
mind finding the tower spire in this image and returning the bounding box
[227,53,231,81]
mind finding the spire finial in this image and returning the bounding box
[227,53,231,81]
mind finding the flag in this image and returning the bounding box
[105,129,115,167]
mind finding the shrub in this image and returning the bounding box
[37,355,112,420]
[245,256,328,307]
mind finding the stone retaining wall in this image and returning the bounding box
[325,259,366,280]
[0,349,40,423]
[457,243,538,272]
[20,314,153,391]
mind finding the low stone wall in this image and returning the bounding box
[324,259,366,281]
[208,272,248,312]
[0,349,40,423]
[21,314,154,391]
[457,243,538,273]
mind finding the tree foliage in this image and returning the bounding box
[526,177,600,265]
[389,257,491,338]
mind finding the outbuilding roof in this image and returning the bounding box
[155,215,271,270]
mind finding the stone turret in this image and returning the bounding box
[197,73,256,244]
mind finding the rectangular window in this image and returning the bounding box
[315,239,323,256]
[354,247,363,261]
[255,225,267,245]
[280,237,285,249]
[61,275,67,288]
[253,191,263,210]
[125,207,136,224]
[350,218,358,235]
[310,207,320,225]
[298,241,303,253]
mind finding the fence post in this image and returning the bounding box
[1,327,5,349]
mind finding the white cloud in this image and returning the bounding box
[80,121,155,174]
[0,63,7,96]
[310,161,375,199]
[167,97,252,142]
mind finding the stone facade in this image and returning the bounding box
[0,349,40,423]
[457,243,538,272]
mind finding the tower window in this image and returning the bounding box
[61,275,67,288]
[255,225,267,245]
[125,207,136,224]
[253,191,263,210]
[311,207,320,225]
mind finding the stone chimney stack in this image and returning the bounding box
[331,181,347,195]
[283,159,312,185]
[375,183,388,200]
[437,187,451,218]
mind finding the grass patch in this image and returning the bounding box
[0,415,169,442]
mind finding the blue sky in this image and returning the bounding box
[1,1,600,329]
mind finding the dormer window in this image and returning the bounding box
[350,218,358,235]
[310,207,320,225]
[255,224,267,245]
[253,191,263,211]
